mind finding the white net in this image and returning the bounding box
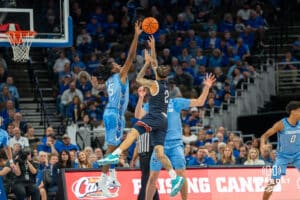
[5,31,36,62]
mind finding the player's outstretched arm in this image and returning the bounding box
[120,21,142,84]
[147,35,158,79]
[135,86,147,119]
[190,73,216,107]
[260,121,283,153]
[136,50,158,95]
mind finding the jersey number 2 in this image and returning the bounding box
[164,90,169,103]
[290,135,296,143]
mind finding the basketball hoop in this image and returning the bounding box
[5,30,36,62]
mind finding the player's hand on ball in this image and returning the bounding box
[135,21,142,36]
[138,86,146,98]
[204,73,216,88]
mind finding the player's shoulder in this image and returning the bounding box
[273,120,284,131]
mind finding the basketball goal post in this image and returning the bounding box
[3,23,36,62]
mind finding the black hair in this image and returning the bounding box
[92,59,113,81]
[157,65,170,79]
[0,149,7,160]
[286,101,300,114]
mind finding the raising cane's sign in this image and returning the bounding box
[62,168,300,200]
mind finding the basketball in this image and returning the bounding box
[142,17,159,34]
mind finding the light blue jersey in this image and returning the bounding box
[0,129,9,148]
[144,98,190,147]
[105,73,129,113]
[272,118,300,179]
[165,98,191,148]
[145,98,191,171]
[104,73,129,146]
[277,118,300,154]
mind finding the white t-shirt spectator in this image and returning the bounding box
[53,57,70,73]
[182,134,197,145]
[237,9,251,21]
[9,136,29,149]
[244,159,265,165]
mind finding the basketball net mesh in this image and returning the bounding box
[5,31,36,62]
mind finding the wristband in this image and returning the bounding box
[9,159,14,164]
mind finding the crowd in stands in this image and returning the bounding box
[0,0,290,199]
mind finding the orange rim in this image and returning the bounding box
[5,30,36,45]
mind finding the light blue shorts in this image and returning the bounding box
[271,151,300,179]
[150,145,186,172]
[103,109,125,146]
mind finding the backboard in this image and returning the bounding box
[0,0,72,47]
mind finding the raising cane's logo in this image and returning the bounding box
[71,176,119,199]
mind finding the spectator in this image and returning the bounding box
[12,112,28,134]
[244,148,265,165]
[187,147,215,166]
[25,125,40,150]
[39,153,59,200]
[86,15,101,37]
[195,130,207,147]
[217,142,226,160]
[71,54,86,72]
[184,144,193,164]
[0,77,20,109]
[235,37,250,60]
[208,48,223,68]
[236,145,248,164]
[240,25,255,49]
[60,81,84,117]
[76,28,92,46]
[9,127,29,149]
[94,148,103,160]
[174,13,190,34]
[178,48,193,64]
[203,18,218,32]
[205,129,214,143]
[53,51,70,82]
[170,37,184,57]
[232,136,242,158]
[195,48,207,67]
[117,152,130,168]
[0,85,15,107]
[187,107,201,127]
[260,145,272,165]
[57,150,73,169]
[13,148,40,200]
[204,31,221,50]
[219,13,235,32]
[209,150,218,163]
[237,3,251,21]
[282,51,299,70]
[168,79,182,98]
[217,145,236,165]
[57,134,79,153]
[37,134,60,155]
[184,29,203,48]
[84,146,93,159]
[182,123,197,145]
[173,66,194,90]
[86,53,101,74]
[78,151,92,168]
[77,34,93,55]
[195,0,214,22]
[235,17,246,33]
